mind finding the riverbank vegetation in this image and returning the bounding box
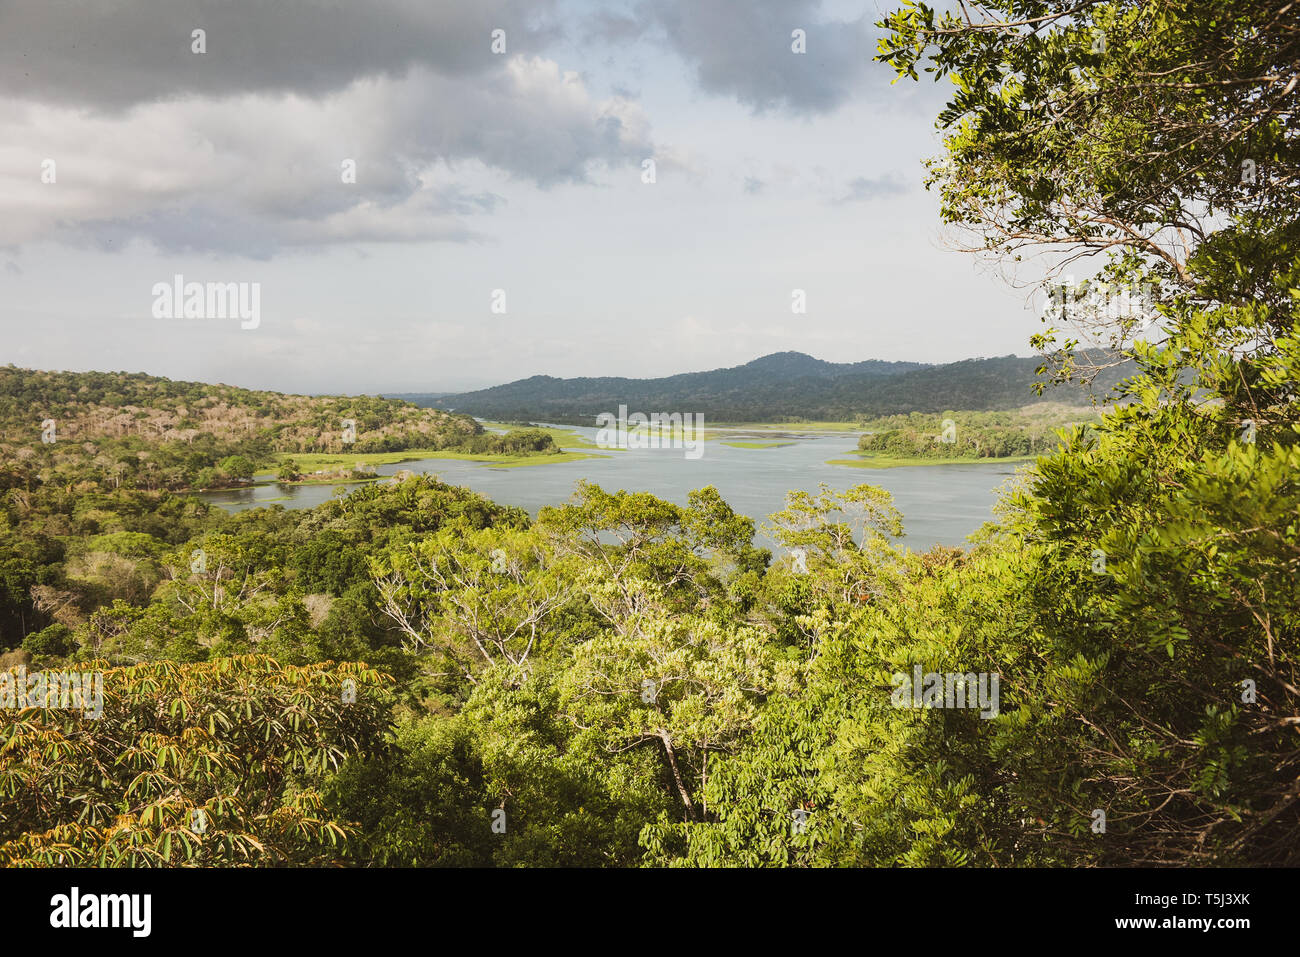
[832,408,1095,467]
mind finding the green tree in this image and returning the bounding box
[0,655,392,865]
[219,455,255,481]
[867,0,1300,864]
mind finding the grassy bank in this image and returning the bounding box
[477,421,611,451]
[829,453,1039,469]
[271,446,606,475]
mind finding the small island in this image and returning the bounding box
[828,406,1099,468]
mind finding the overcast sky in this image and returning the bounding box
[0,0,1046,394]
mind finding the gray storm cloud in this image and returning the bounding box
[0,0,561,109]
[629,0,880,114]
[0,53,652,252]
[0,0,886,256]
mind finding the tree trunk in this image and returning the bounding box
[658,731,697,821]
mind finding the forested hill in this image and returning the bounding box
[0,366,488,494]
[402,351,1129,422]
[0,366,478,453]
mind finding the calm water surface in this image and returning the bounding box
[199,425,1031,552]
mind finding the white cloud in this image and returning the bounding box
[0,58,653,253]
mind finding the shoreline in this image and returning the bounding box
[828,453,1039,469]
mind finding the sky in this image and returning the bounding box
[0,0,1048,395]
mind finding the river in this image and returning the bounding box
[197,425,1032,552]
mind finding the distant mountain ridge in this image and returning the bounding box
[397,351,1126,423]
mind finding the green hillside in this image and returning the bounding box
[405,351,1129,423]
[0,367,556,493]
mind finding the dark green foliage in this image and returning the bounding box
[22,622,75,657]
[855,410,1080,460]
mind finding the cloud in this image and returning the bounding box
[0,57,653,253]
[631,0,879,114]
[0,0,563,110]
[585,10,644,45]
[835,173,908,204]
